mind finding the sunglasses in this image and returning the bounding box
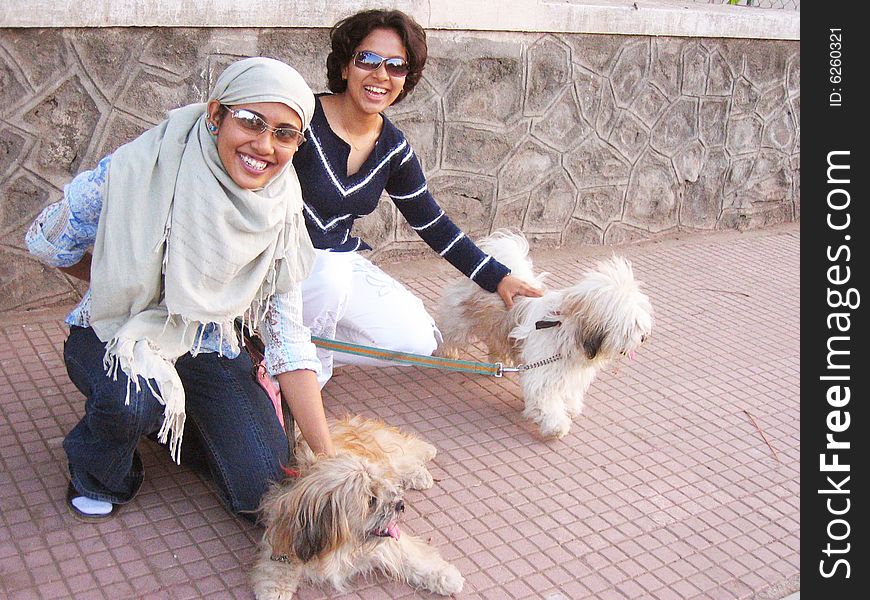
[352,50,410,77]
[220,105,306,148]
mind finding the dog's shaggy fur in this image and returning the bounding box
[437,230,654,439]
[250,416,463,600]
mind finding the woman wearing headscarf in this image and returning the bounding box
[25,57,333,522]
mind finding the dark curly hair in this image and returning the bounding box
[326,9,428,105]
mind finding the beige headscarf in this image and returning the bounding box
[89,58,316,463]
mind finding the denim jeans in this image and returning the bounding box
[63,326,289,520]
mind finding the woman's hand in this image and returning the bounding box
[496,274,544,309]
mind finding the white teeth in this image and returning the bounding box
[241,154,267,171]
[365,86,387,95]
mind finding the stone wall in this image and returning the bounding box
[0,26,799,312]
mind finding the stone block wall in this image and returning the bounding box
[0,26,799,312]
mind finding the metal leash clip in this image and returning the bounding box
[497,363,522,377]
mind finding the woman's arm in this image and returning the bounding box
[275,369,334,456]
[261,288,334,456]
[25,156,110,276]
[387,147,542,306]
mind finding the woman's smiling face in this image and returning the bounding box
[208,100,302,190]
[342,27,408,114]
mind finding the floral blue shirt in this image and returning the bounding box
[25,156,320,377]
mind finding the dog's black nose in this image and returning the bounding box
[395,500,405,513]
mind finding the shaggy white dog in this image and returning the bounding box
[438,230,653,438]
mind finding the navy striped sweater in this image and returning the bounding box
[293,95,510,293]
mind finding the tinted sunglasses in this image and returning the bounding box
[352,50,410,77]
[221,105,306,148]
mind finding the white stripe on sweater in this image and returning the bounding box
[439,232,465,256]
[400,147,415,165]
[411,210,445,231]
[390,183,428,201]
[469,255,492,281]
[303,203,353,232]
[310,129,408,197]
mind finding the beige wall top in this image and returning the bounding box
[1,0,799,40]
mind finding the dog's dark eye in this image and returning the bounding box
[369,495,378,508]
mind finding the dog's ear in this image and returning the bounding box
[292,497,339,562]
[263,476,346,563]
[581,327,605,359]
[266,455,377,563]
[560,291,605,359]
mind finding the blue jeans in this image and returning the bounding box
[63,326,289,520]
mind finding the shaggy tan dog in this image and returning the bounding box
[250,416,463,600]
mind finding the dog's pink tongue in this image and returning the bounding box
[387,522,401,540]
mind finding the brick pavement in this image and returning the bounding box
[0,224,800,599]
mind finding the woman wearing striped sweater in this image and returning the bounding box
[294,9,542,385]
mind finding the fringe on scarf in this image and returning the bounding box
[102,335,186,464]
[99,257,284,465]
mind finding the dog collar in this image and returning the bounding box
[270,553,291,563]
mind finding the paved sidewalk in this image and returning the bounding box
[0,224,800,600]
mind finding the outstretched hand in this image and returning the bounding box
[496,274,544,309]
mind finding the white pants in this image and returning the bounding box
[301,250,441,387]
